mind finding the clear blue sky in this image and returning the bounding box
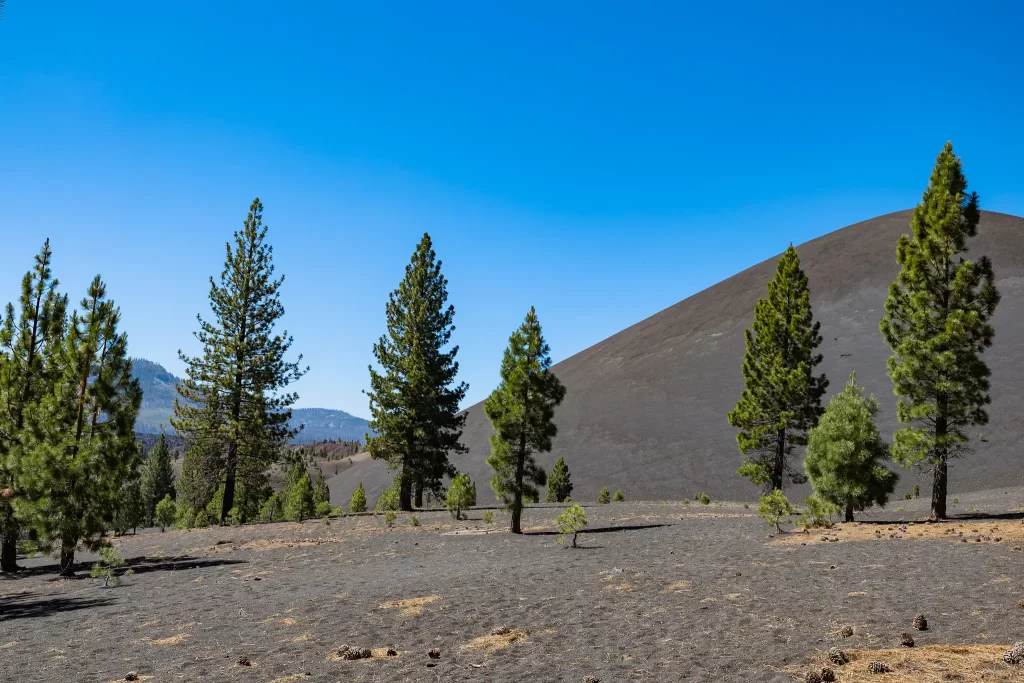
[1,2,1022,417]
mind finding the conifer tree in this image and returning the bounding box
[173,199,306,522]
[284,469,314,522]
[312,468,331,516]
[16,277,141,574]
[880,143,999,519]
[445,472,475,520]
[486,308,567,534]
[0,240,67,572]
[349,482,367,513]
[804,373,898,521]
[728,246,827,493]
[544,457,573,503]
[140,432,175,526]
[366,233,468,511]
[155,494,176,531]
[176,441,219,520]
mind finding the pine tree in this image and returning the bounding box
[349,482,367,513]
[804,373,899,521]
[486,308,567,534]
[312,468,331,516]
[544,457,573,503]
[154,494,176,531]
[728,245,828,493]
[365,233,468,511]
[15,277,141,574]
[140,432,175,526]
[172,199,306,522]
[880,142,999,520]
[284,469,314,522]
[0,240,67,572]
[445,472,475,520]
[176,441,219,521]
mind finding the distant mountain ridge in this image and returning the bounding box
[130,358,370,444]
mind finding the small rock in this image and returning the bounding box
[900,633,915,648]
[237,656,252,666]
[428,648,441,659]
[124,674,139,682]
[912,614,928,631]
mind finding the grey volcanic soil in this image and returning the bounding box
[330,210,1024,506]
[3,490,1024,683]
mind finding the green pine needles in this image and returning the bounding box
[173,198,307,523]
[445,472,476,520]
[804,373,898,522]
[349,482,367,513]
[486,307,567,534]
[729,245,827,493]
[544,457,573,503]
[880,142,999,520]
[366,233,468,511]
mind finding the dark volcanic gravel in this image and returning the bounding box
[3,491,1024,682]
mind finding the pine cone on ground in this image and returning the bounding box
[912,614,928,631]
[428,648,441,659]
[804,672,822,683]
[124,675,139,682]
[827,647,849,665]
[1003,641,1024,666]
[385,648,398,657]
[838,625,854,638]
[236,656,252,666]
[820,668,836,682]
[900,633,915,647]
[867,661,890,674]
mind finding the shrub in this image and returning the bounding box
[613,490,624,502]
[349,482,367,513]
[544,457,573,503]
[483,510,495,525]
[193,508,214,528]
[259,492,285,522]
[375,478,400,513]
[696,492,710,505]
[384,509,397,529]
[799,495,837,529]
[913,484,920,498]
[904,491,913,500]
[597,488,610,504]
[445,473,475,520]
[758,489,794,532]
[90,546,133,587]
[315,501,333,518]
[154,495,177,532]
[410,514,420,527]
[556,504,588,548]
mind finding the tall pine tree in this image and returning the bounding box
[140,432,176,526]
[880,142,999,519]
[0,240,67,572]
[729,245,827,493]
[172,198,306,522]
[486,308,567,534]
[16,276,141,574]
[366,233,467,511]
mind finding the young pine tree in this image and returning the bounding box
[445,472,475,520]
[285,469,315,522]
[804,373,898,522]
[140,432,176,526]
[312,468,331,516]
[729,246,828,493]
[366,234,468,511]
[16,277,141,574]
[0,240,67,572]
[349,482,367,513]
[544,457,573,503]
[486,308,567,534]
[172,199,306,522]
[880,143,999,520]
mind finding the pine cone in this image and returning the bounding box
[385,648,398,657]
[867,661,890,674]
[1003,641,1024,666]
[820,668,836,682]
[838,625,854,638]
[900,633,915,647]
[804,672,822,683]
[912,614,928,631]
[428,648,441,659]
[124,674,139,682]
[827,647,849,665]
[236,656,252,666]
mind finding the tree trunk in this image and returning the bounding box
[844,502,854,522]
[511,434,527,534]
[221,440,238,523]
[399,466,413,512]
[414,479,423,509]
[1,530,19,572]
[59,541,76,576]
[931,457,948,520]
[770,428,787,492]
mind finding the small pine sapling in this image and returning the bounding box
[696,492,711,505]
[799,495,837,529]
[445,473,475,520]
[556,504,587,548]
[410,514,420,527]
[384,509,397,529]
[349,482,367,513]
[155,495,177,532]
[597,488,610,504]
[483,510,495,525]
[759,489,794,532]
[90,546,134,587]
[613,490,624,502]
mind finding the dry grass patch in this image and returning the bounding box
[146,633,191,646]
[667,581,692,591]
[107,677,153,683]
[232,537,342,552]
[795,644,1017,681]
[775,520,1024,545]
[461,628,530,652]
[380,595,439,616]
[279,617,298,626]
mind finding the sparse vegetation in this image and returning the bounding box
[90,545,133,587]
[597,487,610,504]
[445,472,476,520]
[483,510,495,524]
[384,509,396,529]
[695,492,710,505]
[555,503,587,548]
[544,457,573,503]
[155,494,177,531]
[759,489,794,532]
[349,482,367,513]
[613,490,624,502]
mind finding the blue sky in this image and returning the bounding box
[1,2,1022,417]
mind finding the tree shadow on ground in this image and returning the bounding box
[853,510,1024,525]
[523,523,668,536]
[0,594,115,622]
[4,555,247,581]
